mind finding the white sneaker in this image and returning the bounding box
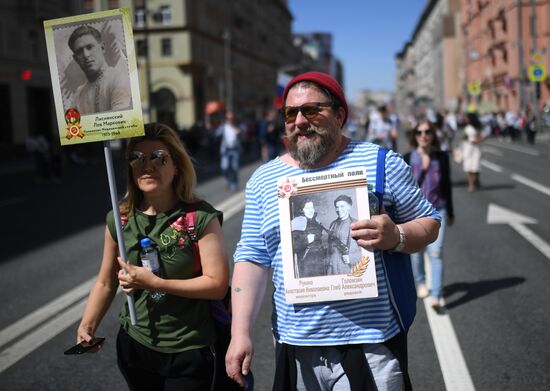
[417,284,429,299]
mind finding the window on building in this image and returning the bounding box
[159,5,172,25]
[161,38,172,56]
[135,8,145,27]
[137,39,147,57]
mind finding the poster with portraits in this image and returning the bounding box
[278,167,378,304]
[44,8,144,145]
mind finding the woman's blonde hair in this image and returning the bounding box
[120,123,196,215]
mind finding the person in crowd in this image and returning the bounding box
[522,104,537,145]
[404,119,454,310]
[225,71,440,390]
[68,24,132,115]
[367,104,396,150]
[441,109,458,152]
[258,109,282,162]
[217,111,241,190]
[327,194,362,275]
[462,112,484,192]
[291,198,327,278]
[504,109,518,141]
[76,123,229,390]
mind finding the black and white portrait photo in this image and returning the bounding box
[53,16,133,115]
[326,192,362,276]
[290,188,362,278]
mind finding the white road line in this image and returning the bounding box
[215,190,246,220]
[0,277,95,349]
[485,140,540,156]
[511,174,550,197]
[481,146,503,156]
[0,298,88,373]
[0,194,247,373]
[480,159,503,173]
[511,223,550,260]
[424,298,476,391]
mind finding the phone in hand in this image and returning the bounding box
[64,337,105,355]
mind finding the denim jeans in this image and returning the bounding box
[220,147,239,189]
[410,208,447,299]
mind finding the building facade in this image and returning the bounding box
[462,0,550,113]
[395,0,462,115]
[84,0,297,130]
[0,0,81,155]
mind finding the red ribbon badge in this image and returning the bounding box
[64,108,84,140]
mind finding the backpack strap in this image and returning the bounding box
[184,203,201,276]
[184,203,233,326]
[375,147,388,211]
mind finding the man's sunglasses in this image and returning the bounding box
[282,102,333,123]
[128,150,171,169]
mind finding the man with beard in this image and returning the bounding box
[327,194,362,275]
[225,72,440,390]
[68,25,132,115]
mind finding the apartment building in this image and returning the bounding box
[462,0,550,112]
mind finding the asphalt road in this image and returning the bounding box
[1,136,550,390]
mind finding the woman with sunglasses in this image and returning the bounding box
[404,119,454,310]
[76,123,229,390]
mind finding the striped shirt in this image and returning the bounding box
[234,140,440,346]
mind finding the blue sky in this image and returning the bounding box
[288,1,427,100]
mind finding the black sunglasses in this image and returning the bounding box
[128,149,171,169]
[282,102,333,123]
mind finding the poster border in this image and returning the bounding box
[44,8,144,146]
[278,167,379,304]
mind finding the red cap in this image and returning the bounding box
[283,71,348,126]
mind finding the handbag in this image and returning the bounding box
[185,206,254,391]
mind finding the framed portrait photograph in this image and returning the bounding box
[44,8,144,145]
[278,167,378,304]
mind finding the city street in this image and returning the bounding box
[1,137,550,390]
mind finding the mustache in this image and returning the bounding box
[287,126,327,141]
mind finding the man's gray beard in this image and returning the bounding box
[288,129,339,167]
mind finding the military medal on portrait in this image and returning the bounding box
[278,167,378,304]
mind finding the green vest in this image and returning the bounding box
[106,201,222,353]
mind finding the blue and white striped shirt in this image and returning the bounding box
[234,140,440,346]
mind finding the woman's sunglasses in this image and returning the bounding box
[415,130,432,136]
[128,150,171,169]
[282,102,333,123]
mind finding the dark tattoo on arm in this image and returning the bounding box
[234,287,242,293]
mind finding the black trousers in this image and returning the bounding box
[116,327,215,391]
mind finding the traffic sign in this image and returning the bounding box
[528,64,547,82]
[467,81,481,96]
